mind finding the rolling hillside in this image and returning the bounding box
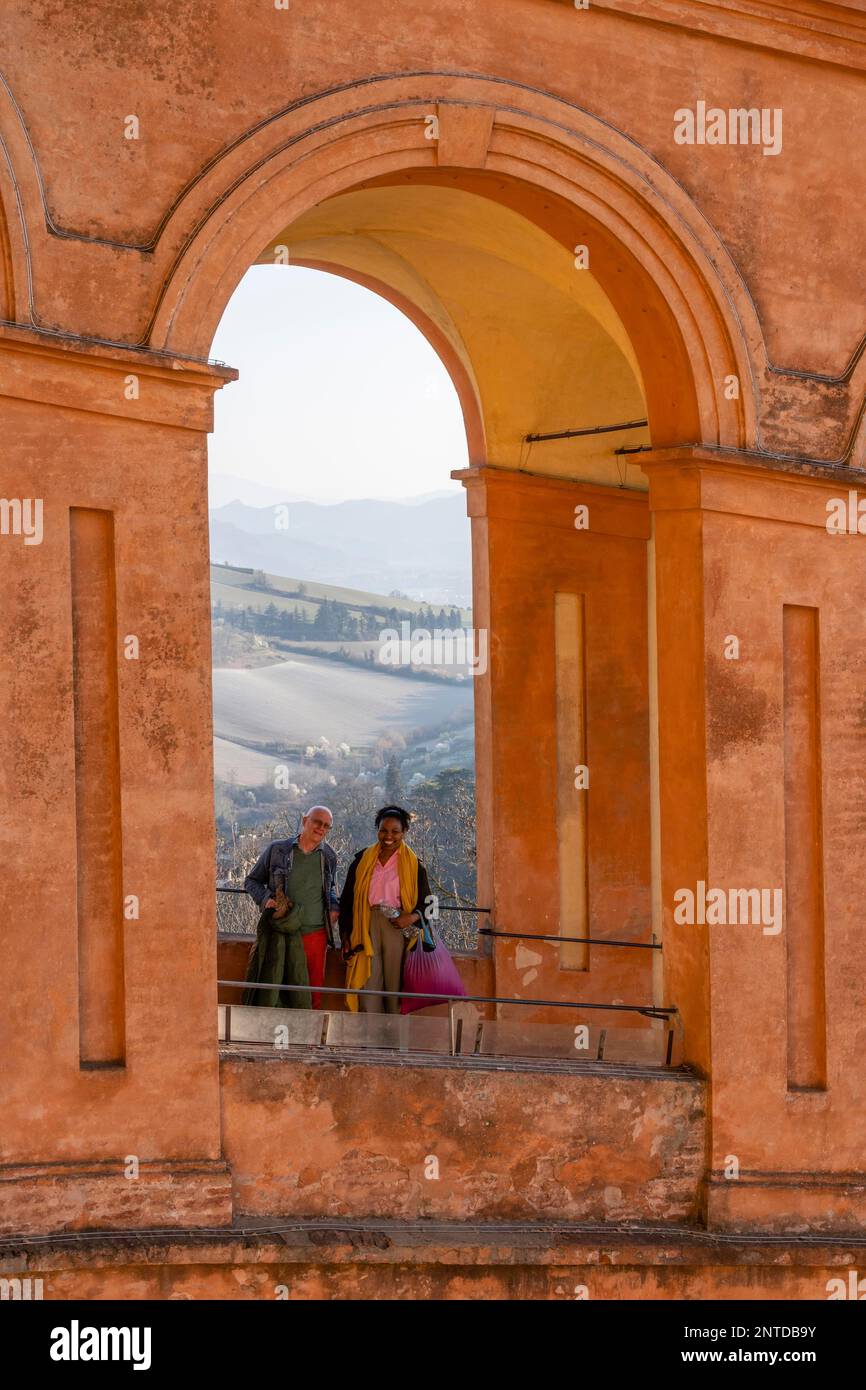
[211,564,475,789]
[211,562,470,624]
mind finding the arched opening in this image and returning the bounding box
[154,80,756,1056]
[209,163,671,1049]
[262,178,652,482]
[151,79,755,449]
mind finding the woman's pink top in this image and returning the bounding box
[369,852,401,908]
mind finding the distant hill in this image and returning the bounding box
[208,473,313,509]
[209,493,471,607]
[209,471,458,509]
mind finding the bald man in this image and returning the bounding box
[244,806,340,1008]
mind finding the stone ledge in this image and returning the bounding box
[219,1041,696,1082]
[5,1216,866,1269]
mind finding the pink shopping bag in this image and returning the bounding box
[400,928,467,1014]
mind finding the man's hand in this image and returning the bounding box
[393,912,418,930]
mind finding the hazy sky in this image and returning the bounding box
[208,265,469,505]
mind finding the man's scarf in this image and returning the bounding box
[345,841,419,1010]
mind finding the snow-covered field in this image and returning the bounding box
[212,651,473,786]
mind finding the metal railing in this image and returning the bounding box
[478,927,661,951]
[217,887,662,953]
[219,979,679,1063]
[216,883,672,1060]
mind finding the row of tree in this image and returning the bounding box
[213,596,466,642]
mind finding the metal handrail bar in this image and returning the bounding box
[426,905,491,914]
[478,927,661,951]
[219,979,675,1020]
[216,889,658,949]
[524,417,649,444]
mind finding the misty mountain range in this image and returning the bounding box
[209,487,472,607]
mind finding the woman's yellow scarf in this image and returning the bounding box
[345,841,419,1010]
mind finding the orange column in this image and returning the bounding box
[647,446,866,1233]
[0,327,236,1235]
[458,466,654,1028]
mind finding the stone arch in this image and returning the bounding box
[145,74,763,452]
[0,67,39,323]
[847,397,866,470]
[0,187,15,321]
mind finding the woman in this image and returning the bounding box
[339,804,435,1013]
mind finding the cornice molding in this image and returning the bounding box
[578,0,866,71]
[0,322,236,430]
[0,321,236,382]
[640,442,866,485]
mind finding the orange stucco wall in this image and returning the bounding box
[650,451,866,1231]
[0,354,234,1235]
[2,1,863,451]
[220,1051,704,1223]
[465,468,654,1020]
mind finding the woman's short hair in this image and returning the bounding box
[375,804,412,830]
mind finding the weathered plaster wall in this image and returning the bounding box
[1,3,863,457]
[3,0,863,374]
[220,1052,705,1223]
[464,468,654,1016]
[0,339,234,1231]
[649,450,866,1230]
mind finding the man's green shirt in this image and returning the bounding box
[286,846,326,932]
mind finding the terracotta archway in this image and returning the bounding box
[143,73,762,452]
[144,73,765,1035]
